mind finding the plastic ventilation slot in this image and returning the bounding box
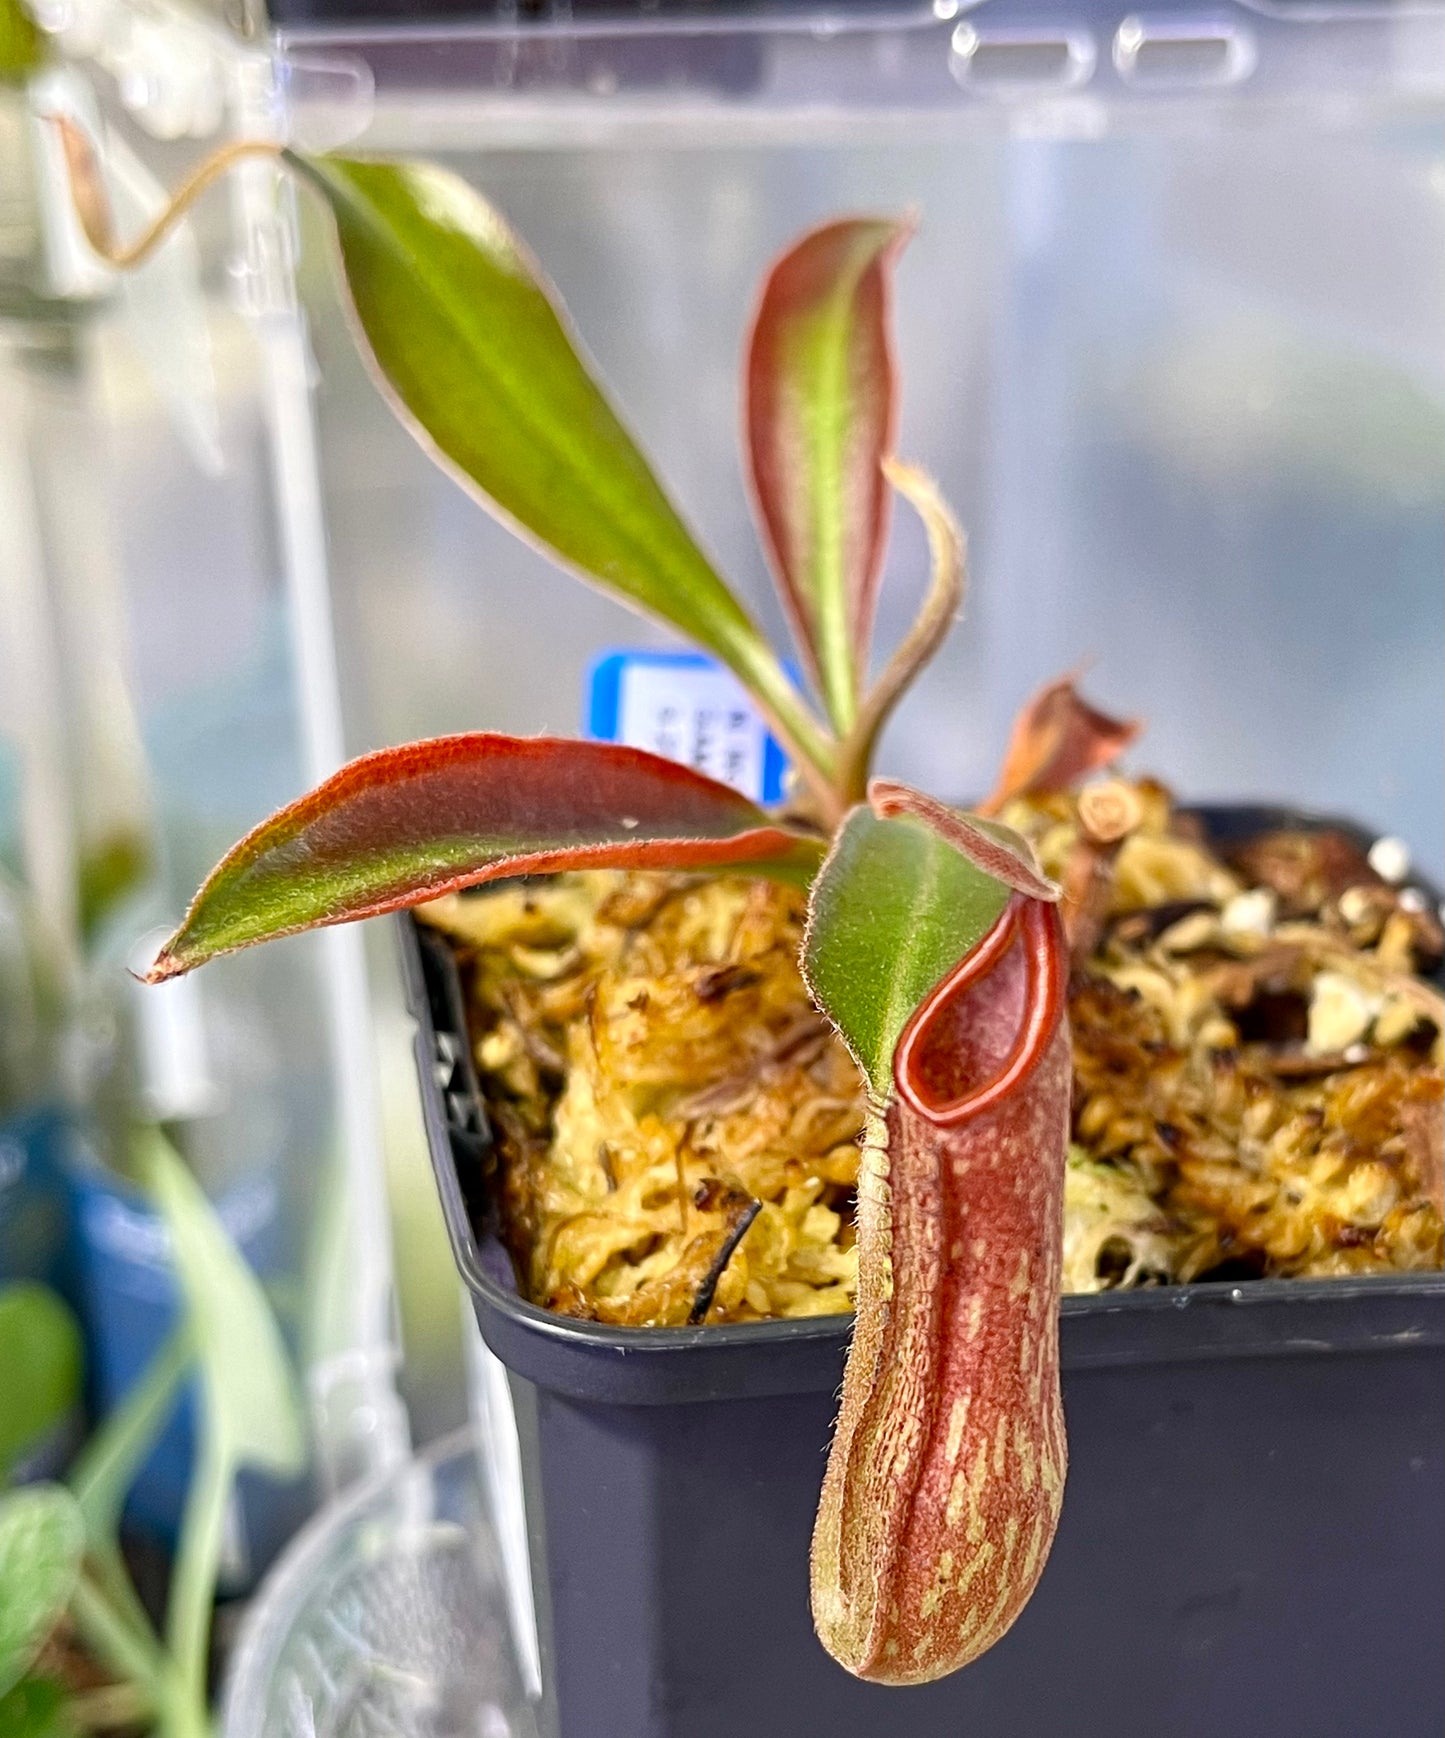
[950,24,1097,91]
[1113,16,1257,88]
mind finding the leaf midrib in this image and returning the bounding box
[809,271,862,726]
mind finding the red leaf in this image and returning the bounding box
[979,673,1140,814]
[146,735,824,981]
[746,217,910,725]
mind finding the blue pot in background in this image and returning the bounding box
[1,1106,87,1480]
[0,1104,77,1290]
[65,1148,313,1591]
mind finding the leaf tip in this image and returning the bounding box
[982,671,1141,814]
[141,946,187,986]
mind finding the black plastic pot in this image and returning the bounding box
[399,809,1445,1738]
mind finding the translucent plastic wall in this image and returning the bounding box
[1,7,407,1556]
[280,2,1445,876]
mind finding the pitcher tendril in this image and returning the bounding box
[53,117,281,270]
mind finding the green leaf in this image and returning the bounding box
[802,808,1012,1098]
[146,734,825,981]
[746,217,909,731]
[0,1488,84,1698]
[77,830,152,948]
[0,0,46,87]
[130,1131,306,1485]
[0,1677,76,1738]
[289,153,825,772]
[0,1288,82,1484]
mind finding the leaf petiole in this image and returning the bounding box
[71,1329,192,1548]
[67,1577,166,1707]
[163,1428,227,1738]
[725,642,841,817]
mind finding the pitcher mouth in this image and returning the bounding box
[895,895,1067,1128]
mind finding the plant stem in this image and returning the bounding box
[69,1682,155,1729]
[70,1328,194,1650]
[72,1328,192,1542]
[163,1422,228,1738]
[69,1575,167,1702]
[835,460,965,805]
[728,640,843,822]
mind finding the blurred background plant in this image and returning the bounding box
[2,7,366,1724]
[2,0,420,1637]
[0,0,44,88]
[0,1129,304,1738]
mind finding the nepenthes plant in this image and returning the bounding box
[59,124,1135,1683]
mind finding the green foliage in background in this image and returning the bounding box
[0,1288,82,1484]
[0,1134,305,1738]
[0,0,44,87]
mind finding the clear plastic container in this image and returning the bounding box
[222,1427,538,1738]
[0,10,411,1545]
[260,1,1445,889]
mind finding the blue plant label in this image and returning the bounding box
[587,651,788,805]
